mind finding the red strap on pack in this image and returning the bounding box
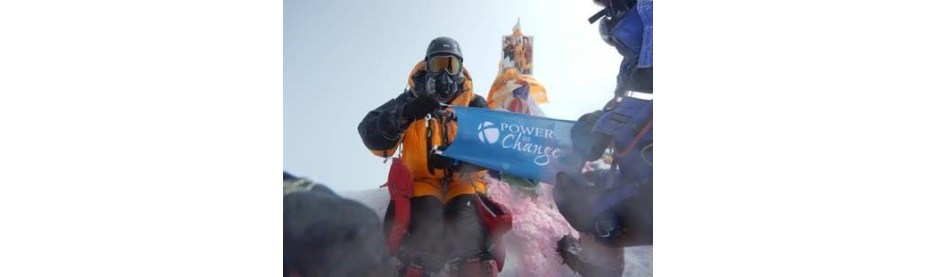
[473,193,513,272]
[404,266,423,277]
[615,119,652,158]
[382,158,414,255]
[459,259,499,277]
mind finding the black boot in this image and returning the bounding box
[394,196,446,276]
[444,195,498,276]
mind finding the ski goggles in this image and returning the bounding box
[427,55,462,75]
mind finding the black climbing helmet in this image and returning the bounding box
[425,36,463,61]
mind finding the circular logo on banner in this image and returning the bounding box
[477,121,499,144]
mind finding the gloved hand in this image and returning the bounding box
[425,74,437,97]
[401,94,441,121]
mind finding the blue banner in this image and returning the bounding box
[441,106,577,184]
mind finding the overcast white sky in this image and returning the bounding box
[284,0,622,191]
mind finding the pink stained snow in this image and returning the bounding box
[484,176,579,277]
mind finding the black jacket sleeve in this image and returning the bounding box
[358,90,414,154]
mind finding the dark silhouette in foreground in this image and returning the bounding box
[283,172,390,277]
